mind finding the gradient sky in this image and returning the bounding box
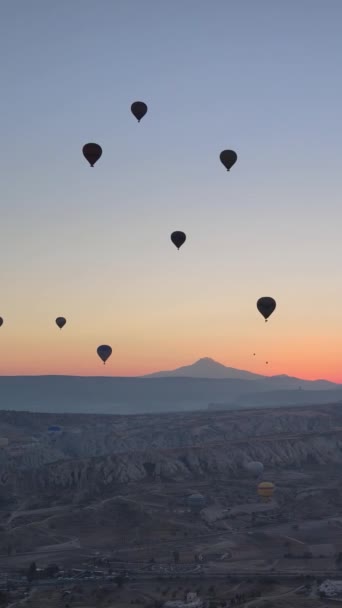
[0,0,342,380]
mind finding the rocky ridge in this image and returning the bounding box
[1,404,342,493]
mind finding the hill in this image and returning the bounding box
[0,359,339,414]
[143,358,337,391]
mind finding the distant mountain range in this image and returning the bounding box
[143,357,337,390]
[0,357,340,415]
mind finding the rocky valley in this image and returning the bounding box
[1,403,342,608]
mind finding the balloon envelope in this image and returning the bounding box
[245,461,264,477]
[171,231,186,249]
[82,143,102,167]
[187,493,206,511]
[55,317,66,329]
[48,425,62,434]
[0,317,3,327]
[220,150,238,171]
[131,101,148,122]
[257,481,274,500]
[257,297,276,321]
[97,344,112,364]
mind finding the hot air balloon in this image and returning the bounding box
[220,150,238,171]
[48,425,62,435]
[257,297,276,322]
[171,231,186,250]
[55,317,66,330]
[187,493,206,513]
[82,143,102,167]
[97,345,112,364]
[131,101,148,122]
[0,318,3,327]
[245,461,264,478]
[257,481,274,501]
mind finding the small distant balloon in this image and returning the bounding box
[131,101,148,122]
[257,481,274,501]
[55,317,66,330]
[48,425,62,434]
[171,231,186,250]
[97,344,112,364]
[0,318,3,327]
[220,150,238,171]
[257,297,276,322]
[82,143,102,167]
[266,361,269,365]
[245,461,264,477]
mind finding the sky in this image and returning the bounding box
[0,0,342,380]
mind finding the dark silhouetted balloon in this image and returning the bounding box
[220,150,238,171]
[0,318,3,327]
[97,344,112,364]
[257,297,276,322]
[131,101,148,122]
[55,317,66,330]
[82,143,102,167]
[171,231,186,250]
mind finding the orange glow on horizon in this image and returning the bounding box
[1,350,341,383]
[0,293,342,383]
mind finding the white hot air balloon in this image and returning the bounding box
[245,461,264,477]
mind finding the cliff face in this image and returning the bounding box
[0,407,333,468]
[17,433,341,492]
[1,404,340,493]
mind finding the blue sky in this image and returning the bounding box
[0,1,342,378]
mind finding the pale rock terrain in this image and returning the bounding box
[0,404,340,493]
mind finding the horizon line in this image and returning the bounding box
[0,372,337,384]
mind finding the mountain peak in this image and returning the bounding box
[194,357,224,366]
[143,357,264,381]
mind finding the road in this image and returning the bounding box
[4,568,332,589]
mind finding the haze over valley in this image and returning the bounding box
[0,358,341,415]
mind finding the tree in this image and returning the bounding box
[26,562,37,583]
[114,575,124,589]
[173,550,180,564]
[44,563,59,577]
